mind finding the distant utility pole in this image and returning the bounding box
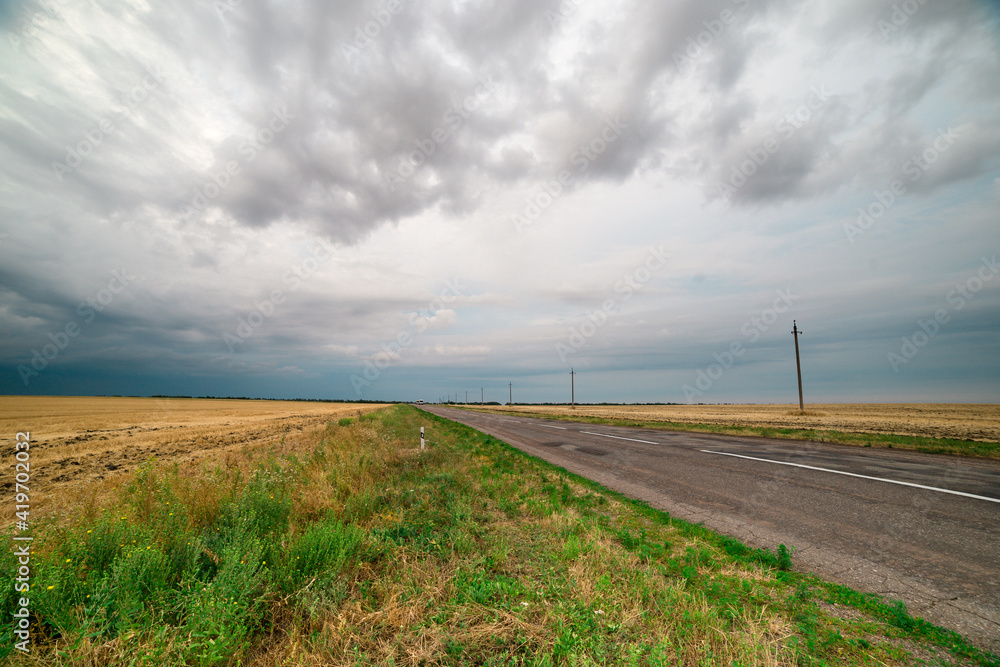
[481,388,484,405]
[791,320,804,411]
[570,368,576,407]
[509,382,512,406]
[466,390,468,404]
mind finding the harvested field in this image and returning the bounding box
[4,404,996,665]
[467,403,1000,443]
[0,396,386,522]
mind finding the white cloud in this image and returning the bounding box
[430,345,492,357]
[325,345,360,357]
[420,309,458,331]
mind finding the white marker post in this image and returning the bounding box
[420,426,425,451]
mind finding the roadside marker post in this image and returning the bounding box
[420,426,425,451]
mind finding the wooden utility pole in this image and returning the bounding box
[570,368,576,407]
[509,382,512,406]
[465,390,468,404]
[481,388,484,405]
[791,320,804,411]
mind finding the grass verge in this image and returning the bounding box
[2,405,996,665]
[452,406,1000,459]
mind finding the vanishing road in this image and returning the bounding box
[421,406,1000,652]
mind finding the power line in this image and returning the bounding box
[791,320,805,411]
[570,368,576,407]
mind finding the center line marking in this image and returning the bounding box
[582,431,659,445]
[701,450,1000,504]
[538,424,568,430]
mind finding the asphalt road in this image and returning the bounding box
[422,405,1000,652]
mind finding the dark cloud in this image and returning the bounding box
[0,0,998,401]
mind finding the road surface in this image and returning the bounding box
[421,405,1000,652]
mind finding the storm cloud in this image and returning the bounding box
[1,0,998,402]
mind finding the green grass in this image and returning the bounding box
[2,405,996,665]
[454,406,1000,459]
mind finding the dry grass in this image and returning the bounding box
[467,403,1000,443]
[0,396,387,527]
[4,404,994,666]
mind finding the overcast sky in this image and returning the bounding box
[1,0,998,404]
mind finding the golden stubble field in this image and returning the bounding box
[471,403,1000,443]
[1,396,386,521]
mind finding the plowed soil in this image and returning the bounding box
[2,396,386,515]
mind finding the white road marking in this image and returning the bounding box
[538,424,568,430]
[701,450,1000,504]
[582,431,659,445]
